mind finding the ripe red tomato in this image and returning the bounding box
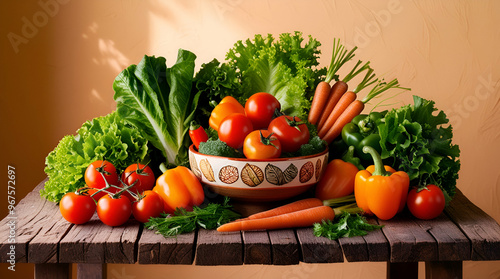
[96,195,132,226]
[121,163,156,201]
[132,190,164,223]
[245,92,281,129]
[243,130,282,159]
[407,185,445,220]
[209,96,245,131]
[218,113,253,149]
[59,192,96,224]
[85,160,119,201]
[268,115,310,153]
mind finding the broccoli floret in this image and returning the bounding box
[198,139,244,158]
[295,136,327,157]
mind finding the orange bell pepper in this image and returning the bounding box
[354,146,409,220]
[209,96,245,131]
[315,146,361,200]
[153,165,205,214]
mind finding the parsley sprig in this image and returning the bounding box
[145,197,241,237]
[313,212,384,240]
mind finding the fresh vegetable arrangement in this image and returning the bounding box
[45,31,461,242]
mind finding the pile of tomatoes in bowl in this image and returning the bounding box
[209,92,311,159]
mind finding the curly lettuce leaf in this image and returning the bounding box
[378,95,460,199]
[224,31,325,118]
[41,112,149,202]
[113,51,199,167]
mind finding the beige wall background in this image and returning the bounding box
[1,0,499,278]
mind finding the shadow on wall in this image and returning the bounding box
[1,0,150,278]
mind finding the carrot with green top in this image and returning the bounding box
[309,39,356,126]
[317,64,376,137]
[321,78,410,144]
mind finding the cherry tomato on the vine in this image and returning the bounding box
[268,115,310,153]
[59,192,96,224]
[121,163,156,202]
[132,190,164,223]
[406,184,445,220]
[85,160,119,201]
[245,92,281,129]
[243,130,282,159]
[96,195,132,227]
[218,113,253,149]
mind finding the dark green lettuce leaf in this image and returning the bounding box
[378,95,460,200]
[113,51,199,167]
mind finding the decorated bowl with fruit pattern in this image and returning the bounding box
[188,144,328,202]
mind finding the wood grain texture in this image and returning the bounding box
[195,229,242,265]
[138,228,195,265]
[364,217,390,262]
[242,230,272,264]
[445,189,500,260]
[59,215,141,264]
[295,227,344,263]
[0,179,73,263]
[379,212,438,263]
[268,229,299,265]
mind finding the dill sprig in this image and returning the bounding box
[145,197,241,237]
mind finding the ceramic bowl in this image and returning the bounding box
[188,145,328,202]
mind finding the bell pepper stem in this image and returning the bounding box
[342,146,364,170]
[159,162,168,174]
[362,146,391,176]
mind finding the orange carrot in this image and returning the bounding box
[308,82,331,125]
[316,81,348,131]
[216,205,335,232]
[322,100,365,144]
[247,198,324,220]
[318,91,357,138]
[322,78,411,144]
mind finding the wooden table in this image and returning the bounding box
[1,179,500,279]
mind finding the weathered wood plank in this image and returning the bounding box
[242,230,272,265]
[0,179,73,263]
[59,214,140,264]
[414,213,470,261]
[338,234,369,262]
[379,212,438,262]
[364,217,390,261]
[34,263,70,279]
[268,229,299,265]
[104,220,140,263]
[195,229,242,265]
[138,228,195,265]
[295,227,344,263]
[445,189,500,261]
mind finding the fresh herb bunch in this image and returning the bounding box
[145,197,241,237]
[313,212,384,240]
